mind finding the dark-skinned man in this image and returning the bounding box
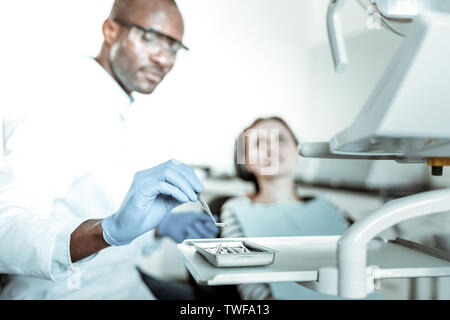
[0,0,218,299]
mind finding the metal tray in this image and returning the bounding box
[192,239,277,267]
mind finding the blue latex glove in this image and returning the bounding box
[157,211,219,243]
[101,160,204,246]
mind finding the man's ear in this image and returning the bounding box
[102,18,121,46]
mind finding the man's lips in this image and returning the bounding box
[139,68,164,83]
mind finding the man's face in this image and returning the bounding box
[109,6,184,94]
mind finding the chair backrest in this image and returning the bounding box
[207,195,233,221]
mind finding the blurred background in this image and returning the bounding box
[0,0,433,186]
[1,0,449,299]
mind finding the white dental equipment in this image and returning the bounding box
[303,0,450,298]
[178,0,450,299]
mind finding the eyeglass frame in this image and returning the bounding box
[112,17,189,53]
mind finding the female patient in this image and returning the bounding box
[220,116,352,300]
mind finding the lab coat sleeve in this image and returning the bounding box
[0,208,86,281]
[0,111,93,281]
[50,218,94,283]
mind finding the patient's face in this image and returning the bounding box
[245,119,299,177]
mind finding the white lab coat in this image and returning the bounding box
[0,56,158,299]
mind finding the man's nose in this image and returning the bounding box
[150,49,174,70]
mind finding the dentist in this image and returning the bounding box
[0,0,217,299]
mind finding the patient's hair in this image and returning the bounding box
[234,116,299,194]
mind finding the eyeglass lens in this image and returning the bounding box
[129,26,180,57]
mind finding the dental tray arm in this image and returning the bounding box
[327,0,348,73]
[338,188,450,298]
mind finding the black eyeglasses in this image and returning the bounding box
[113,17,189,54]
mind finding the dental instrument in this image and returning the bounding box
[198,194,227,227]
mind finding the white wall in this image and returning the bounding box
[125,0,388,174]
[0,1,371,167]
[126,0,313,173]
[0,0,432,187]
[0,0,311,171]
[0,1,111,156]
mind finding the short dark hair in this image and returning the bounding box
[109,0,178,21]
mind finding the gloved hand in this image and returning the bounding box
[101,159,203,246]
[157,211,220,243]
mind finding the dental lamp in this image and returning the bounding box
[300,0,450,298]
[302,0,450,175]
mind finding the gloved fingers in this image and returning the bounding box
[155,181,190,203]
[163,167,198,202]
[196,213,222,227]
[165,159,204,194]
[195,213,221,225]
[136,160,203,195]
[191,220,219,238]
[202,222,220,236]
[164,197,184,212]
[184,225,204,240]
[171,233,184,244]
[157,211,183,241]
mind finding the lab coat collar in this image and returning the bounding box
[87,56,134,120]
